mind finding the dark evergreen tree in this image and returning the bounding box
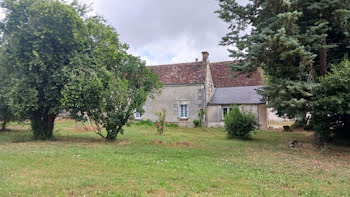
[217,0,350,120]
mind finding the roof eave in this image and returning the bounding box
[208,102,266,106]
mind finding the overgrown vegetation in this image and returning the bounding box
[224,106,257,139]
[312,60,350,143]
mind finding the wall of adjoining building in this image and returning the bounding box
[207,104,268,129]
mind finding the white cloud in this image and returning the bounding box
[129,32,232,65]
[86,0,235,65]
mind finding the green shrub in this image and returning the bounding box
[193,120,200,127]
[312,59,350,143]
[134,119,154,126]
[224,106,257,139]
[166,122,179,128]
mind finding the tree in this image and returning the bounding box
[155,109,166,134]
[312,59,350,143]
[0,49,16,131]
[217,0,350,120]
[61,18,160,141]
[0,0,86,139]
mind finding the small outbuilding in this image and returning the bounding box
[207,85,267,128]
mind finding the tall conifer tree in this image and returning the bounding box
[217,0,350,119]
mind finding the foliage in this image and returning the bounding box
[193,120,200,127]
[0,0,87,139]
[133,119,178,128]
[61,17,159,141]
[217,0,350,119]
[133,119,155,127]
[312,60,350,143]
[199,109,205,128]
[166,122,178,128]
[224,106,257,139]
[0,49,16,131]
[0,0,159,141]
[155,108,166,134]
[194,109,205,128]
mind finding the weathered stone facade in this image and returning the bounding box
[142,84,205,126]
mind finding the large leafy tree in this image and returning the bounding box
[0,0,159,141]
[217,0,350,119]
[0,0,87,139]
[62,18,160,141]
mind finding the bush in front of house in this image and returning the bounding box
[312,59,350,144]
[224,106,257,139]
[166,122,179,128]
[193,120,200,127]
[134,119,155,126]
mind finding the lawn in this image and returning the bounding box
[0,120,349,197]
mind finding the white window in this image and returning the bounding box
[180,104,188,118]
[134,112,142,120]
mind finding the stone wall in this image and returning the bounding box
[207,104,268,128]
[141,84,205,126]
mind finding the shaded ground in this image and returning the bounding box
[0,120,349,196]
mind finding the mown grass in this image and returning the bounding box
[0,120,349,197]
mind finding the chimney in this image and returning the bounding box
[202,51,209,62]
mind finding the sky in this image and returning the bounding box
[0,0,244,65]
[87,0,235,65]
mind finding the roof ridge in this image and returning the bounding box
[147,61,200,67]
[210,60,237,65]
[147,60,237,67]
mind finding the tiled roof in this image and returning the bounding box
[210,61,264,87]
[148,62,206,85]
[209,85,265,105]
[148,60,264,87]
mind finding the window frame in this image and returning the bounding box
[180,104,188,119]
[222,107,231,120]
[134,111,143,120]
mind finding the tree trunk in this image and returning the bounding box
[106,127,121,142]
[320,39,327,76]
[106,131,118,142]
[31,111,56,140]
[1,119,6,131]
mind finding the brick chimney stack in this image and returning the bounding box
[202,51,209,62]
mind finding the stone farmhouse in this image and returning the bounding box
[136,51,268,128]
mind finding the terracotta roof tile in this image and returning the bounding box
[210,61,264,87]
[147,60,264,87]
[148,62,206,85]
